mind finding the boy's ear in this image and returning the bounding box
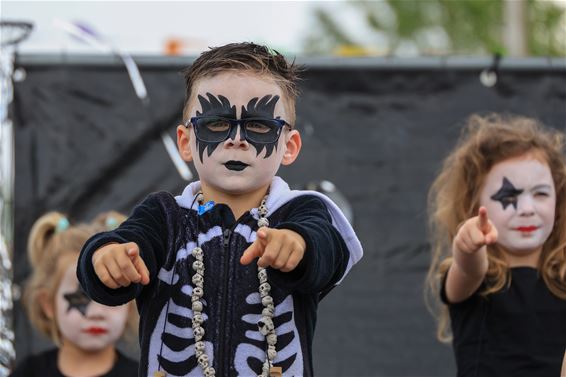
[281,129,301,166]
[177,125,193,162]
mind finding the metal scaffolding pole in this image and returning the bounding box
[0,20,33,377]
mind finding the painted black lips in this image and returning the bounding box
[224,160,249,171]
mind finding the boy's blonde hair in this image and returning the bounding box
[182,42,301,125]
[426,113,566,342]
[24,211,137,345]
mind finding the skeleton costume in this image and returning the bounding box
[78,176,363,376]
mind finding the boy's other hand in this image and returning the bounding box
[240,228,306,272]
[453,207,498,255]
[92,242,150,289]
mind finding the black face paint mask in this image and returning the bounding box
[194,93,237,162]
[240,95,282,158]
[491,177,524,210]
[191,93,287,162]
[64,287,92,316]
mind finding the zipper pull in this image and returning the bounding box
[223,228,231,248]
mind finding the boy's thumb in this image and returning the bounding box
[127,249,138,259]
[257,228,268,239]
[126,243,139,258]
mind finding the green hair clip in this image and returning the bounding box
[55,217,70,233]
[105,217,119,230]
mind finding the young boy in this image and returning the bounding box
[77,42,363,377]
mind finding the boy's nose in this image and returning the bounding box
[225,125,249,149]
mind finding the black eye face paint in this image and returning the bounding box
[491,177,524,210]
[63,287,91,316]
[241,95,281,158]
[195,93,237,162]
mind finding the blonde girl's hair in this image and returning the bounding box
[91,210,128,232]
[24,212,94,345]
[425,113,566,342]
[24,210,138,345]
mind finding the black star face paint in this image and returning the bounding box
[64,287,91,316]
[55,264,130,350]
[194,93,237,162]
[490,177,524,210]
[241,95,282,158]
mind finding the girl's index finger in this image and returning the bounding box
[477,207,491,234]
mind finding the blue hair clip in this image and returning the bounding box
[55,217,70,233]
[105,217,119,230]
[198,200,215,216]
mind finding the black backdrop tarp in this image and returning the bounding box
[11,55,566,376]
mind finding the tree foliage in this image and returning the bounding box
[303,0,565,56]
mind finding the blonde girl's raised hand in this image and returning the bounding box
[92,242,150,289]
[446,207,498,303]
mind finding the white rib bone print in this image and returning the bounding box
[235,293,303,375]
[147,287,214,376]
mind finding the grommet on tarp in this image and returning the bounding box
[480,53,502,88]
[301,180,354,225]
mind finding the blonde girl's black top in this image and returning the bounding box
[9,349,138,377]
[442,267,566,377]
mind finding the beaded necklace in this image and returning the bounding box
[154,192,281,377]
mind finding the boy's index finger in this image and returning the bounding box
[240,237,266,266]
[126,243,150,285]
[477,207,491,234]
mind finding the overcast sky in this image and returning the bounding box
[2,1,341,55]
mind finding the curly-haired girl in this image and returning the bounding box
[427,113,566,376]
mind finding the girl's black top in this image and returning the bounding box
[10,349,138,377]
[442,267,566,377]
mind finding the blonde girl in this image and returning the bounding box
[10,211,138,377]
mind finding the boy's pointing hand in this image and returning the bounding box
[92,242,150,289]
[240,228,306,272]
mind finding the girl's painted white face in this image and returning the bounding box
[187,72,291,195]
[55,264,129,351]
[480,155,556,258]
